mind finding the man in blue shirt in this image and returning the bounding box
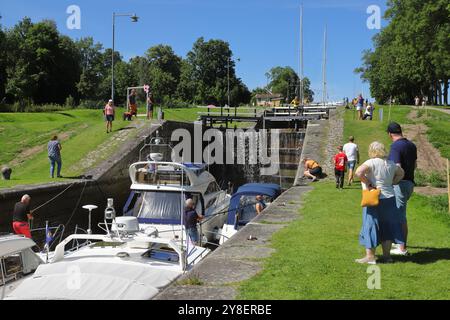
[183,198,203,245]
[387,122,417,256]
[47,135,62,178]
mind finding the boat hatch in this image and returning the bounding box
[142,247,179,263]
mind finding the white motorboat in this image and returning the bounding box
[123,159,231,245]
[5,213,209,300]
[0,234,44,299]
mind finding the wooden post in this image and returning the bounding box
[447,159,450,213]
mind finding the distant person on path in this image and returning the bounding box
[333,146,348,189]
[129,89,138,117]
[387,122,417,256]
[363,103,375,120]
[303,157,322,182]
[12,195,33,239]
[356,94,364,120]
[343,136,360,186]
[146,93,154,120]
[355,142,405,264]
[255,195,266,214]
[183,198,203,245]
[104,99,115,133]
[414,96,420,107]
[47,135,62,178]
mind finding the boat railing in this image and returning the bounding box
[129,161,193,187]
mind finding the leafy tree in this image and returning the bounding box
[265,66,314,103]
[358,0,449,105]
[178,37,249,106]
[76,37,104,102]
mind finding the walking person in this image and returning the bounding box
[183,198,204,245]
[303,157,322,182]
[387,122,417,256]
[355,142,405,264]
[343,136,360,186]
[12,195,34,239]
[146,93,154,120]
[333,146,348,189]
[48,135,62,178]
[104,99,115,133]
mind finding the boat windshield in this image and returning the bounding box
[134,192,201,224]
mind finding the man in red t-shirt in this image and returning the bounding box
[333,146,348,189]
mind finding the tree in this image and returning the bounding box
[76,37,104,102]
[0,26,6,101]
[5,18,80,105]
[265,66,314,103]
[358,0,449,105]
[178,37,249,106]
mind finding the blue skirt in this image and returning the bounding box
[359,197,405,249]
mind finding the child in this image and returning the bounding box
[333,146,348,189]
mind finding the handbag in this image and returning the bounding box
[361,188,381,207]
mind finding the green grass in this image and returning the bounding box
[238,105,450,299]
[238,183,450,299]
[423,110,450,159]
[0,108,131,188]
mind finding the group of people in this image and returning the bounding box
[355,122,417,264]
[103,89,155,134]
[302,121,417,264]
[414,96,428,107]
[351,94,375,121]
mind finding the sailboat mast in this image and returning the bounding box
[299,4,304,104]
[322,25,327,105]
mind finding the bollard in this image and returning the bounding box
[1,166,12,180]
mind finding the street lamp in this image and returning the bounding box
[111,12,139,103]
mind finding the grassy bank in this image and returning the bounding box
[0,108,131,188]
[238,106,450,299]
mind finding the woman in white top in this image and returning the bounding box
[355,141,404,264]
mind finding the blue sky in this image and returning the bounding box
[0,0,388,102]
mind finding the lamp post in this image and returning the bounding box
[111,12,138,103]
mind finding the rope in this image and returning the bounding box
[63,180,88,228]
[31,181,77,214]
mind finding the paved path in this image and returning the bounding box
[155,186,313,300]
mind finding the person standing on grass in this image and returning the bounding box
[104,99,115,133]
[343,136,360,186]
[414,96,420,107]
[356,94,364,120]
[387,122,417,256]
[355,142,405,264]
[12,195,33,239]
[146,93,154,120]
[333,146,348,189]
[303,157,322,182]
[47,135,62,178]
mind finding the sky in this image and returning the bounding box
[0,0,389,102]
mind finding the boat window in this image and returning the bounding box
[134,164,191,186]
[205,182,220,194]
[204,197,218,216]
[1,254,23,281]
[135,192,200,221]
